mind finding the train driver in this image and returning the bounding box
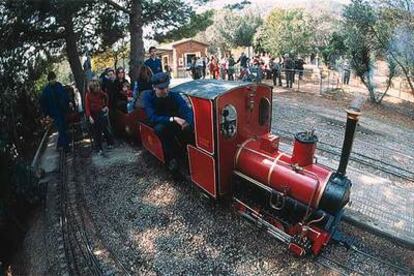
[142,72,194,171]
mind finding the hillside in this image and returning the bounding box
[204,0,348,16]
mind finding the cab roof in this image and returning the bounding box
[170,79,255,100]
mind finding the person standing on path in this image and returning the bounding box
[40,72,71,152]
[202,56,207,79]
[271,57,282,86]
[85,79,114,154]
[296,56,306,80]
[236,52,249,69]
[283,54,294,88]
[220,56,228,80]
[144,46,163,74]
[101,68,116,108]
[343,60,351,85]
[227,54,236,81]
[209,56,219,79]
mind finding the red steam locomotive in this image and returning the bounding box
[116,80,360,256]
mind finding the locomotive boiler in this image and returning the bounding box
[138,80,360,256]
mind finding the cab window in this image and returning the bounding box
[259,98,270,126]
[220,104,237,138]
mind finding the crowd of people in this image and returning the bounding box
[187,52,307,88]
[40,46,193,171]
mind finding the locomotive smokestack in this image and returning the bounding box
[337,96,365,176]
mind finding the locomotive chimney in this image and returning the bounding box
[337,96,364,176]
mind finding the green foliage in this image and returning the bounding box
[257,9,313,56]
[196,9,262,54]
[218,11,262,48]
[96,11,128,50]
[342,0,377,99]
[252,26,267,53]
[340,0,413,102]
[195,11,231,54]
[224,0,252,11]
[320,32,346,66]
[141,0,210,38]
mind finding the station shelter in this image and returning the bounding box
[157,38,209,78]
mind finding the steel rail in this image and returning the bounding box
[350,245,414,274]
[31,126,51,169]
[59,136,102,275]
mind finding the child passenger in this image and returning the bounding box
[85,79,114,154]
[120,82,134,113]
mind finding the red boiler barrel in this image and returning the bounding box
[235,139,328,208]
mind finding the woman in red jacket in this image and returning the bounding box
[85,79,114,154]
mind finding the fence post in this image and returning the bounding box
[328,69,331,91]
[319,69,323,94]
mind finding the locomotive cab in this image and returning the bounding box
[168,80,274,198]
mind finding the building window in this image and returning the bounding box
[186,54,196,67]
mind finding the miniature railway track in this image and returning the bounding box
[316,244,413,275]
[273,127,414,182]
[59,150,102,275]
[58,133,131,275]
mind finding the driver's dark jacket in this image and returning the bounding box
[142,90,193,127]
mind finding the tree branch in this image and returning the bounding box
[369,25,414,95]
[101,0,130,15]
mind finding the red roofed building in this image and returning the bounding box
[157,38,209,78]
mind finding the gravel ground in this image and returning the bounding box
[79,142,413,275]
[11,85,414,275]
[83,145,325,275]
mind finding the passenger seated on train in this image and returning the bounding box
[113,67,130,113]
[114,81,131,113]
[128,65,153,112]
[142,72,194,171]
[120,82,134,114]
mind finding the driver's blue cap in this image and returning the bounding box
[151,72,170,89]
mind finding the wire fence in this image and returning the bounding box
[234,66,345,94]
[190,65,414,102]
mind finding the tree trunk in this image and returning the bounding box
[62,14,85,106]
[358,75,377,103]
[114,50,118,70]
[129,0,145,70]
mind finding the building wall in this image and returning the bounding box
[173,41,208,78]
[160,52,174,71]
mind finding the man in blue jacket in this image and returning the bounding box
[144,46,163,74]
[40,72,71,152]
[143,72,193,171]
